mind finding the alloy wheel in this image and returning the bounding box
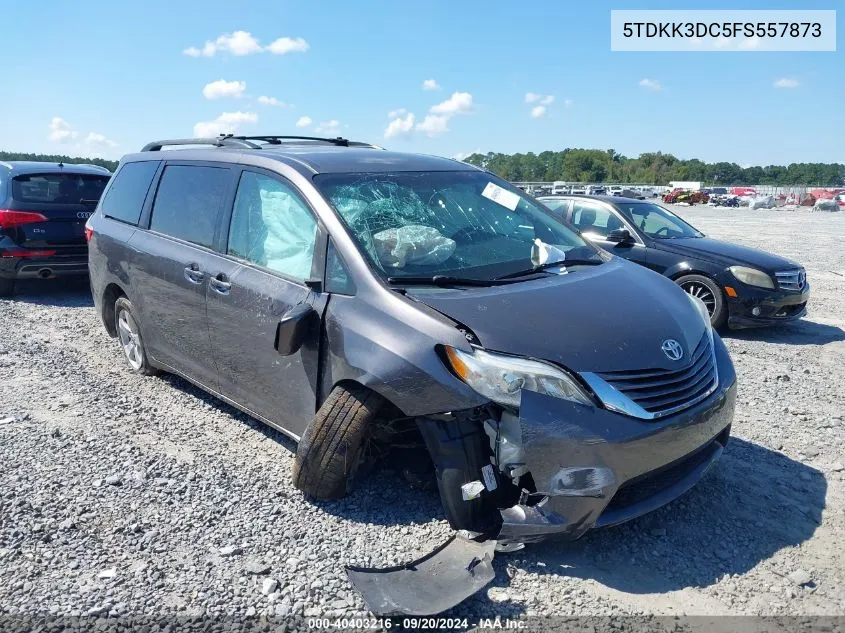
[117,309,144,371]
[680,281,717,316]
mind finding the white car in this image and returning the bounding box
[570,185,587,195]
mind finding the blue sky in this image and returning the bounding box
[2,0,842,165]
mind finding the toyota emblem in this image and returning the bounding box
[661,339,684,361]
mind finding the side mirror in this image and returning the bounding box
[606,228,634,244]
[275,303,316,356]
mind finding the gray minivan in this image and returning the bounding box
[87,135,736,614]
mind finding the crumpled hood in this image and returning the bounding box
[658,237,801,271]
[411,258,707,373]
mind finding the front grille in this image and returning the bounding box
[775,269,806,291]
[597,333,717,418]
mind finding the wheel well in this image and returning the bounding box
[101,283,127,338]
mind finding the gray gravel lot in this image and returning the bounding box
[1,206,843,620]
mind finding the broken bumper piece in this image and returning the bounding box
[346,535,496,616]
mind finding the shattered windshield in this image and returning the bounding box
[314,171,601,281]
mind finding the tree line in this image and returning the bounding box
[463,149,845,186]
[1,151,118,172]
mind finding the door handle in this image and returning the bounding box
[210,273,232,295]
[184,264,205,284]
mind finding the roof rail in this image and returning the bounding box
[141,134,383,153]
[140,137,262,152]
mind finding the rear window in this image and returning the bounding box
[12,173,110,204]
[100,161,159,226]
[149,165,230,248]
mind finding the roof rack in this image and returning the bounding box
[140,135,382,152]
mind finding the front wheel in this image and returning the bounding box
[675,274,727,328]
[292,384,383,500]
[114,297,158,375]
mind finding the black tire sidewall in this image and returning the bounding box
[0,278,14,297]
[675,274,727,328]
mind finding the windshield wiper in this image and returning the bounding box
[494,258,602,281]
[387,275,501,287]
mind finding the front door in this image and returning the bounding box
[128,163,235,390]
[568,199,647,265]
[205,168,324,438]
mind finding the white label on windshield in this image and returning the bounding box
[482,182,520,211]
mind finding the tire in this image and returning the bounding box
[293,384,383,500]
[0,277,14,298]
[675,274,727,329]
[114,297,158,375]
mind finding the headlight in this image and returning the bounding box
[686,290,712,329]
[443,346,593,409]
[729,266,774,289]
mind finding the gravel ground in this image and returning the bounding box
[1,206,844,622]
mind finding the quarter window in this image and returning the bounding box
[100,161,159,226]
[228,171,317,282]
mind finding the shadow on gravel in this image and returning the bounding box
[723,319,845,346]
[4,277,93,307]
[504,437,826,594]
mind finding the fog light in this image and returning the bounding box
[752,306,762,316]
[549,466,615,497]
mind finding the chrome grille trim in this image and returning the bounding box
[775,269,806,291]
[580,332,719,420]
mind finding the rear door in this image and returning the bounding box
[5,171,109,255]
[128,162,236,389]
[206,168,326,438]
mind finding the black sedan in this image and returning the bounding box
[538,195,809,329]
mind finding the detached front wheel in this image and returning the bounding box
[293,384,383,500]
[676,274,726,328]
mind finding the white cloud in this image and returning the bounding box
[193,111,258,137]
[422,79,440,91]
[202,79,246,100]
[384,112,415,139]
[184,31,263,57]
[257,96,287,106]
[540,95,555,105]
[639,78,663,91]
[295,116,312,128]
[430,91,473,115]
[415,114,450,137]
[530,105,547,119]
[315,120,341,135]
[713,36,731,49]
[774,78,799,89]
[184,31,308,57]
[525,92,541,103]
[452,149,483,162]
[47,117,78,143]
[266,37,309,55]
[388,108,407,119]
[740,36,761,50]
[85,132,117,148]
[563,99,574,107]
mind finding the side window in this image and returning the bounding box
[228,171,318,282]
[99,161,159,226]
[325,240,355,295]
[150,165,229,248]
[570,202,623,238]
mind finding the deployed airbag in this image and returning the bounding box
[346,535,496,616]
[372,225,456,269]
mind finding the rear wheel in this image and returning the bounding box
[676,274,726,328]
[114,297,157,375]
[292,384,383,500]
[0,278,14,298]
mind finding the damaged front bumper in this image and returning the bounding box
[348,335,736,615]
